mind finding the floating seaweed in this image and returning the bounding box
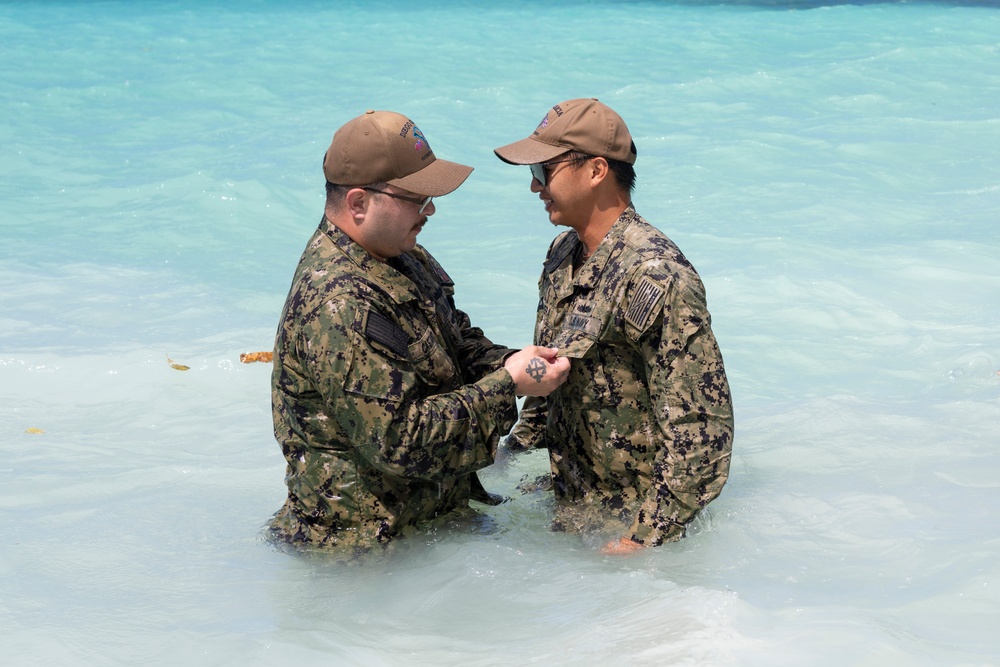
[240,351,273,364]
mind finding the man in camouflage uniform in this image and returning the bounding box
[494,99,734,553]
[269,110,570,548]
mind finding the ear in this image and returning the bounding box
[589,156,611,186]
[345,187,368,220]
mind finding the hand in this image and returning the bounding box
[504,346,570,397]
[601,537,645,555]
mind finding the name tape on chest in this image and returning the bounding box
[566,311,601,337]
[624,277,664,333]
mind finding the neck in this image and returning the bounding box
[575,197,629,257]
[325,205,389,262]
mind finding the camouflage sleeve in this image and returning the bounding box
[415,245,513,383]
[626,270,734,546]
[300,296,518,482]
[453,306,517,384]
[507,395,548,450]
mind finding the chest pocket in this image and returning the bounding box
[352,307,456,393]
[542,305,617,405]
[547,309,600,359]
[407,322,457,388]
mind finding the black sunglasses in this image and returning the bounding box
[529,156,591,187]
[362,187,434,214]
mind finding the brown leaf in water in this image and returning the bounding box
[166,355,190,371]
[240,351,273,364]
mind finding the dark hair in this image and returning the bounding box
[566,151,636,195]
[325,180,388,210]
[606,157,636,195]
[325,180,346,201]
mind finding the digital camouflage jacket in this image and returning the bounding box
[509,205,734,546]
[270,217,517,547]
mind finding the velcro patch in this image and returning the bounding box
[364,310,409,358]
[624,277,664,333]
[566,311,601,337]
[433,263,453,286]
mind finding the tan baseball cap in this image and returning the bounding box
[323,110,473,197]
[494,98,637,166]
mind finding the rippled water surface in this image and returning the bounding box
[2,1,999,665]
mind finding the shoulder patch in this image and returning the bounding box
[364,309,409,358]
[625,277,664,332]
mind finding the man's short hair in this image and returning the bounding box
[325,180,388,211]
[566,151,636,196]
[606,157,636,195]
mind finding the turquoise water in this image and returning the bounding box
[2,1,999,665]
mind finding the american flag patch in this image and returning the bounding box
[364,310,409,358]
[624,277,664,332]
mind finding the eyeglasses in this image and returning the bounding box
[529,156,591,187]
[362,187,434,214]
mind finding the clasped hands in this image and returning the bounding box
[504,346,571,397]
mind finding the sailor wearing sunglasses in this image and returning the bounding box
[495,98,734,554]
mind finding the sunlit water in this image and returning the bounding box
[2,1,999,665]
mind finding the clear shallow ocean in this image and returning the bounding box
[2,0,998,665]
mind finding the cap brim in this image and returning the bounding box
[389,158,473,197]
[493,137,568,165]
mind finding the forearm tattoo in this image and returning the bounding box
[526,357,546,382]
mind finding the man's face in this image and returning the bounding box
[529,153,591,229]
[361,186,436,260]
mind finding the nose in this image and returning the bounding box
[530,177,543,193]
[423,199,436,217]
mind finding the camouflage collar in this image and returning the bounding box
[564,204,640,290]
[603,203,640,249]
[320,216,423,304]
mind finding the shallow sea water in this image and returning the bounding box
[2,1,999,665]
